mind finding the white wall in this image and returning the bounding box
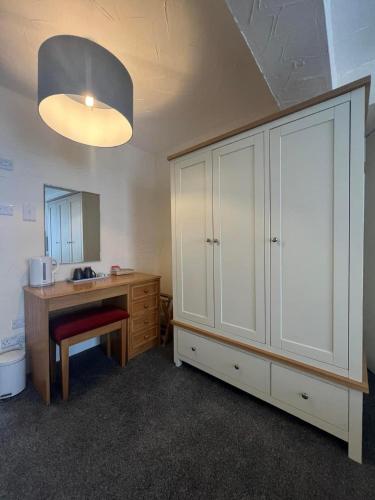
[0,85,166,354]
[364,132,375,373]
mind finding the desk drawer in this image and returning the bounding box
[270,364,348,430]
[132,310,158,333]
[132,326,159,349]
[132,282,158,300]
[132,295,158,315]
[177,329,269,394]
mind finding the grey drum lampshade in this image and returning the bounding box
[38,35,133,147]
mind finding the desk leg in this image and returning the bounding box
[103,294,128,367]
[24,292,50,404]
[120,319,128,368]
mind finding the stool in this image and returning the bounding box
[49,305,129,401]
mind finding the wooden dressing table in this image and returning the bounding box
[24,272,160,404]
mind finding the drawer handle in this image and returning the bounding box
[144,304,149,309]
[144,335,150,340]
[144,320,149,325]
[191,346,197,352]
[144,289,149,294]
[234,364,239,370]
[300,392,309,400]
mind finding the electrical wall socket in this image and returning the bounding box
[0,158,13,171]
[0,334,23,352]
[0,204,14,216]
[12,318,25,330]
[23,203,36,222]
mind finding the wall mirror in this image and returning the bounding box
[44,185,100,264]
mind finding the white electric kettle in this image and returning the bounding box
[29,256,59,287]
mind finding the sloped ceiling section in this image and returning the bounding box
[225,0,332,108]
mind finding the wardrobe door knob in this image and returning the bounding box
[191,346,197,352]
[206,238,212,243]
[234,364,239,370]
[300,392,309,400]
[213,238,220,245]
[271,237,279,243]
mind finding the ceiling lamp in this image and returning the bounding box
[38,35,133,147]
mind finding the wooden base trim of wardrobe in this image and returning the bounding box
[171,320,369,393]
[167,76,370,161]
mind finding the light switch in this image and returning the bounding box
[0,158,13,171]
[23,203,37,222]
[0,204,14,216]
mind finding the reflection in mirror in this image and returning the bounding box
[44,185,100,264]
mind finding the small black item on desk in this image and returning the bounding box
[72,268,84,280]
[83,267,96,279]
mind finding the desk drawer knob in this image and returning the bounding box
[234,364,239,370]
[144,335,150,340]
[144,304,149,309]
[300,392,309,400]
[144,289,149,294]
[144,320,149,325]
[191,346,197,352]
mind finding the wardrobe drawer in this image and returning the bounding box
[132,310,158,333]
[132,326,159,349]
[177,329,269,394]
[132,295,158,315]
[132,282,158,300]
[271,364,348,430]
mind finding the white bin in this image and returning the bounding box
[0,349,26,399]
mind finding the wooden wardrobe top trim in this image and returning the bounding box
[171,320,369,393]
[24,272,160,300]
[167,76,371,161]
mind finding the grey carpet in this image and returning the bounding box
[0,345,374,500]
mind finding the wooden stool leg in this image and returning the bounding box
[49,338,56,383]
[60,342,70,401]
[119,319,128,368]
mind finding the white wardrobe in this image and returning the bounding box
[169,78,369,463]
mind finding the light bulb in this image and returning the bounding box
[85,95,94,107]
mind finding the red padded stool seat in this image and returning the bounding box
[50,305,129,344]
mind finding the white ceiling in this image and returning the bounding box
[225,0,375,133]
[0,0,277,153]
[324,0,375,133]
[225,0,332,108]
[326,0,375,98]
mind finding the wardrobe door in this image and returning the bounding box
[270,103,350,367]
[174,151,214,326]
[49,203,62,262]
[60,199,72,264]
[70,194,83,263]
[213,133,266,342]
